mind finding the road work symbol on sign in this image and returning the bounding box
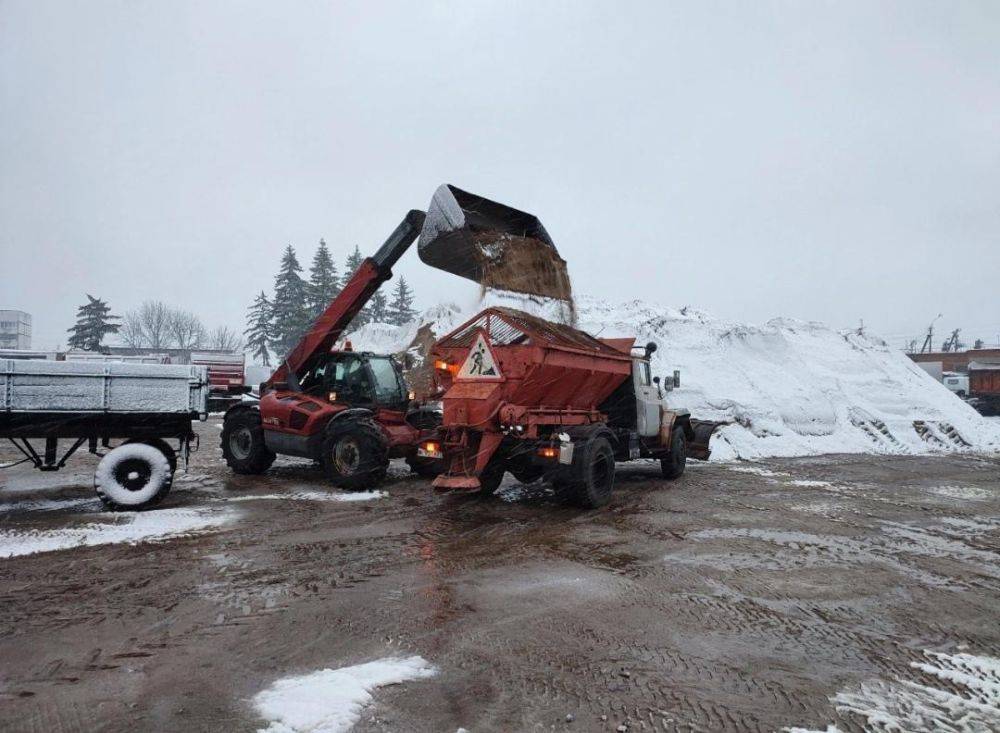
[459,333,502,379]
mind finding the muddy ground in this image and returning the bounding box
[0,421,997,732]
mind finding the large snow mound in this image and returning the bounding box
[347,295,1000,460]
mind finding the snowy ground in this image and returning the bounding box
[348,294,1000,461]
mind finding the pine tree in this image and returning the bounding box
[270,245,311,357]
[67,294,120,352]
[342,245,364,288]
[369,290,389,323]
[244,291,273,366]
[341,245,369,327]
[307,238,340,318]
[388,277,416,325]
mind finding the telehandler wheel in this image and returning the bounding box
[660,428,687,480]
[321,418,389,490]
[221,410,276,475]
[568,436,615,509]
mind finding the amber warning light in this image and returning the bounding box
[417,440,443,459]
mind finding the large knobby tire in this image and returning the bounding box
[660,427,687,480]
[568,436,616,509]
[221,410,276,475]
[321,419,389,490]
[95,443,173,510]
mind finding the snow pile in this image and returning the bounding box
[253,655,437,733]
[0,506,234,558]
[788,649,1000,733]
[349,294,1000,459]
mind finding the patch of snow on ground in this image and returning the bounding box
[253,655,437,733]
[225,490,386,503]
[0,496,101,513]
[788,650,1000,733]
[926,485,995,501]
[0,506,234,558]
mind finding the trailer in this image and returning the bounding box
[1,360,209,509]
[191,351,247,412]
[969,361,1000,416]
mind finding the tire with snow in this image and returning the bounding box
[321,419,389,490]
[221,409,275,475]
[660,428,687,480]
[95,443,173,511]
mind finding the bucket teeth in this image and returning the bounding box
[418,184,573,302]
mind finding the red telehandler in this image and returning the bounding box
[220,185,566,489]
[221,210,442,487]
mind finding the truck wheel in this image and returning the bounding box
[321,419,389,490]
[406,454,442,478]
[568,436,615,509]
[95,443,173,510]
[660,428,687,480]
[221,410,275,475]
[476,463,505,497]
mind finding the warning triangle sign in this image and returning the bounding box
[458,332,502,380]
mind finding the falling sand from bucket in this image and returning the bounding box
[472,230,577,324]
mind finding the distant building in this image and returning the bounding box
[908,348,1000,374]
[0,310,31,350]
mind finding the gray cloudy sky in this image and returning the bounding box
[2,1,998,350]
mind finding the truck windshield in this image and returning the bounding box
[367,357,406,405]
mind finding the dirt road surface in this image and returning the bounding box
[1,421,998,732]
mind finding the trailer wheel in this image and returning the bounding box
[321,419,389,490]
[221,410,275,475]
[660,428,687,480]
[568,436,615,509]
[95,443,173,510]
[125,438,177,478]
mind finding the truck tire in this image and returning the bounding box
[221,410,276,475]
[406,454,442,478]
[568,435,615,509]
[321,419,389,490]
[660,428,687,480]
[476,463,506,497]
[95,443,173,510]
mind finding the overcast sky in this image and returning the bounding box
[2,1,998,351]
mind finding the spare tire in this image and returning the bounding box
[321,418,389,490]
[95,443,173,510]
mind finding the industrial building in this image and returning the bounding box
[0,310,31,350]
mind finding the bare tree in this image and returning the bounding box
[122,300,171,349]
[207,325,243,352]
[167,309,206,350]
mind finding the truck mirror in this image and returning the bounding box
[673,370,681,388]
[652,376,661,385]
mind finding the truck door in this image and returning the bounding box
[633,359,660,437]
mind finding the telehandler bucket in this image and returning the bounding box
[418,184,573,302]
